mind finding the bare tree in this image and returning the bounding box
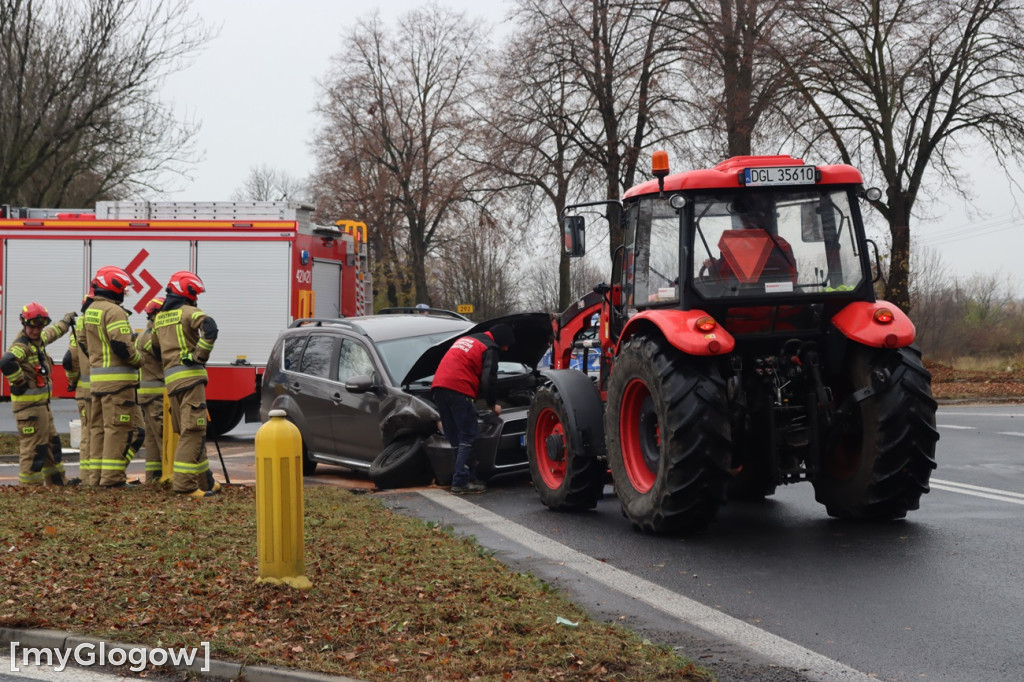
[783,0,1024,312]
[482,2,594,310]
[314,6,487,305]
[528,0,684,258]
[662,0,791,161]
[431,209,523,319]
[231,165,309,202]
[0,0,210,206]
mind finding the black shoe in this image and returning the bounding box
[450,481,486,495]
[65,477,81,487]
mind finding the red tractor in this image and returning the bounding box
[526,153,939,533]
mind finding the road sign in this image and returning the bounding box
[457,304,474,314]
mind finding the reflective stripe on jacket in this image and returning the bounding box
[80,296,142,394]
[153,305,215,393]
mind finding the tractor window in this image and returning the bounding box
[692,189,865,298]
[632,197,680,307]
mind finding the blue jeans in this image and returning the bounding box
[433,388,479,487]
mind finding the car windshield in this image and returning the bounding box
[691,188,866,298]
[375,330,469,385]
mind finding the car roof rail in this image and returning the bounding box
[377,306,470,320]
[288,317,351,328]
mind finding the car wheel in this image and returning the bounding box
[301,440,318,476]
[370,437,433,490]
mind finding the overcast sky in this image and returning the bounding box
[159,0,1024,295]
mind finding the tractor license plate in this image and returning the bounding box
[744,165,817,186]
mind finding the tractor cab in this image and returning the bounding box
[611,156,881,339]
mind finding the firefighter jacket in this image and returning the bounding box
[63,316,91,399]
[79,295,143,395]
[1,320,71,414]
[135,322,165,405]
[152,298,216,395]
[430,331,500,407]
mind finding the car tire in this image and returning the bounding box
[370,437,433,490]
[301,440,318,476]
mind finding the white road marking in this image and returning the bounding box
[937,424,974,430]
[997,431,1024,438]
[930,478,1024,505]
[421,489,876,682]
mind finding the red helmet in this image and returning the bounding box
[91,266,131,295]
[144,296,165,315]
[20,302,51,328]
[166,271,205,301]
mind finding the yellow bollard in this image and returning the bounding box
[159,392,178,485]
[255,409,312,589]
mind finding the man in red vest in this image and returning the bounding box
[431,323,515,494]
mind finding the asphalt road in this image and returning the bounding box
[4,403,1022,682]
[379,405,1024,682]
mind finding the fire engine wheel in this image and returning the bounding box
[813,346,938,520]
[206,401,243,439]
[605,336,731,534]
[526,385,605,510]
[369,437,433,490]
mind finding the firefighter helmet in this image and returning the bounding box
[144,297,165,316]
[166,271,205,301]
[91,266,132,295]
[20,302,51,328]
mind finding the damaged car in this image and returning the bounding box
[259,310,551,488]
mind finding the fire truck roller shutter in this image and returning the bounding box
[3,239,84,363]
[312,260,342,318]
[195,241,290,367]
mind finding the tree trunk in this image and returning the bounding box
[885,196,913,313]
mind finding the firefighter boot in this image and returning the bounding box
[205,470,221,495]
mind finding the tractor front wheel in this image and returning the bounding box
[813,346,938,519]
[526,384,605,510]
[605,336,731,534]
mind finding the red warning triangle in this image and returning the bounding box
[718,230,773,283]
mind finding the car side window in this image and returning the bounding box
[283,336,307,371]
[299,334,335,379]
[336,338,375,384]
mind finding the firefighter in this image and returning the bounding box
[62,292,96,485]
[151,271,220,499]
[1,303,79,486]
[430,323,515,494]
[80,266,145,488]
[136,297,165,484]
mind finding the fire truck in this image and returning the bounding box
[0,201,371,437]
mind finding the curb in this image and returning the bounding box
[0,627,360,681]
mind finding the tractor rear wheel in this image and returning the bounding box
[813,346,938,519]
[605,336,731,534]
[526,384,605,510]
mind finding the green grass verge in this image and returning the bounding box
[0,484,711,681]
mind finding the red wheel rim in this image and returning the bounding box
[620,378,658,493]
[534,407,566,489]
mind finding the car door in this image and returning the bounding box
[289,333,340,455]
[329,336,386,463]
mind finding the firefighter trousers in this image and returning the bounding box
[168,383,211,494]
[89,386,138,487]
[75,395,98,486]
[15,403,67,486]
[139,397,164,484]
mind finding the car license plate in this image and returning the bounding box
[744,165,817,186]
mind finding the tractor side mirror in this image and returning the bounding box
[563,215,586,257]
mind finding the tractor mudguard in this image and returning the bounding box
[538,368,605,458]
[617,309,735,357]
[831,301,916,349]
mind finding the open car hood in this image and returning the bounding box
[401,312,552,386]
